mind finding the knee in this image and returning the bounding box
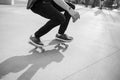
[59,16,66,24]
[52,15,66,25]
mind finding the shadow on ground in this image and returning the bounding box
[0,46,68,80]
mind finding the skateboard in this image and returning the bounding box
[29,39,72,52]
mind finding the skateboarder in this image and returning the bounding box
[27,0,80,46]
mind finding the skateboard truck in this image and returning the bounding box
[55,43,69,52]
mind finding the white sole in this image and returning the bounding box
[29,39,43,47]
[56,37,73,42]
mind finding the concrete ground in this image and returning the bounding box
[0,4,120,80]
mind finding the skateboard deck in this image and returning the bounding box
[29,39,72,52]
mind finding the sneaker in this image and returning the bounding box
[56,34,73,41]
[30,35,43,46]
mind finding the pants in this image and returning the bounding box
[31,1,75,39]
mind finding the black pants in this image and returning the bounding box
[31,1,75,39]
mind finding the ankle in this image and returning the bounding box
[34,35,40,40]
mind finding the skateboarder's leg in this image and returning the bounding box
[51,1,75,41]
[51,1,75,35]
[31,2,66,39]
